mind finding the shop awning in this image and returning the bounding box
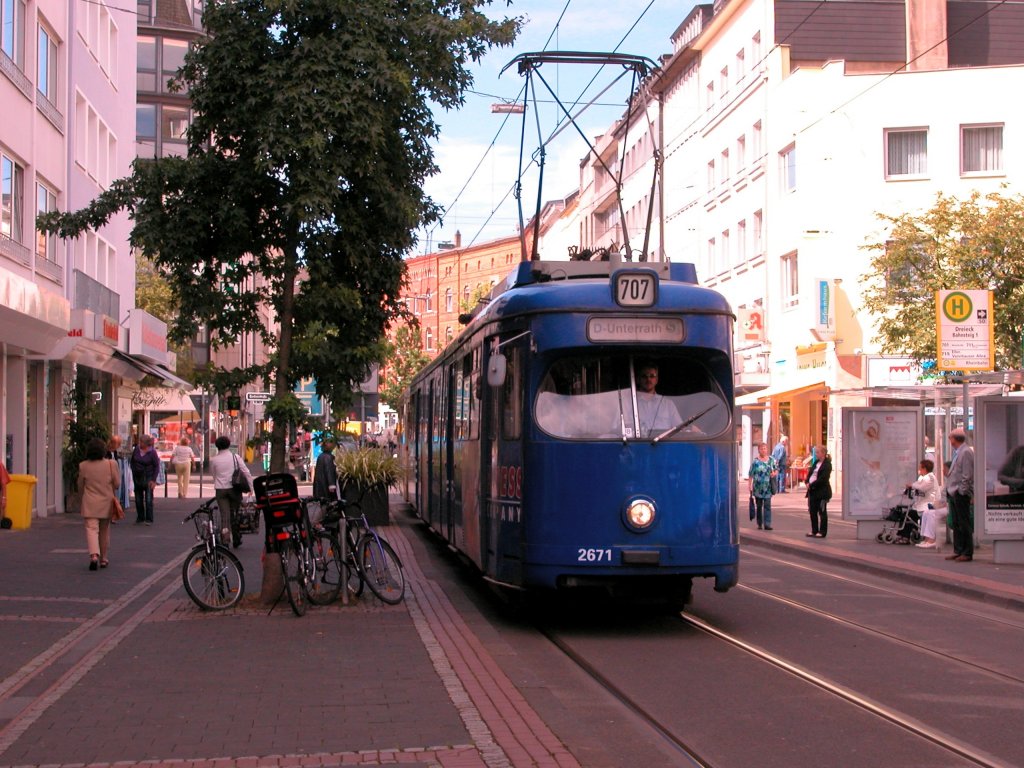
[112,350,192,390]
[736,378,828,407]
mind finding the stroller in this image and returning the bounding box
[876,487,922,544]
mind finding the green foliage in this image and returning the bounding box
[264,392,309,429]
[335,447,404,490]
[862,190,1024,371]
[380,324,431,408]
[37,0,520,472]
[460,282,492,313]
[62,381,112,490]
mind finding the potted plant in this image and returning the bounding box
[335,447,404,526]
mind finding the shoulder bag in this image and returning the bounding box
[231,454,251,494]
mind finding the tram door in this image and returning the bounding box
[481,337,525,583]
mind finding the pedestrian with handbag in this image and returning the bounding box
[748,442,777,530]
[78,437,122,571]
[210,436,254,548]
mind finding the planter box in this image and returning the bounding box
[342,483,390,526]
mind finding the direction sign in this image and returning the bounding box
[245,391,272,403]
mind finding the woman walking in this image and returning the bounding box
[78,437,120,570]
[171,437,195,498]
[748,442,777,530]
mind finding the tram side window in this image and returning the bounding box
[501,346,522,440]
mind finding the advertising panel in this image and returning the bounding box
[977,396,1024,536]
[842,407,922,519]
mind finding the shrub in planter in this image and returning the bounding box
[335,448,403,526]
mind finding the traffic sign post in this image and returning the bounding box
[245,391,272,403]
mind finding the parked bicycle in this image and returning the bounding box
[182,498,245,610]
[272,500,316,616]
[310,495,405,605]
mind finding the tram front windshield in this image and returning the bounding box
[535,354,730,441]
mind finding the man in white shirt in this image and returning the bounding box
[634,364,682,437]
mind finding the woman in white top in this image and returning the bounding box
[907,459,941,548]
[171,437,195,499]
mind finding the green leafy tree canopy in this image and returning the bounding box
[40,0,520,472]
[380,324,431,409]
[861,189,1024,372]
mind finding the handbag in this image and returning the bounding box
[111,497,125,521]
[231,454,251,494]
[748,493,756,521]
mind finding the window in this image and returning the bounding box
[445,326,453,344]
[751,31,761,64]
[961,124,1003,175]
[706,81,714,109]
[735,49,745,81]
[37,24,58,101]
[721,229,730,270]
[706,160,715,192]
[736,219,746,264]
[707,237,715,275]
[36,181,56,261]
[781,251,799,307]
[780,144,796,192]
[885,128,927,178]
[2,0,26,67]
[161,38,187,92]
[720,148,730,184]
[137,35,156,91]
[752,210,763,256]
[136,103,156,156]
[425,328,433,351]
[2,153,24,241]
[161,105,190,151]
[445,287,452,313]
[736,134,746,170]
[463,284,470,305]
[752,120,762,159]
[425,290,433,312]
[720,66,729,97]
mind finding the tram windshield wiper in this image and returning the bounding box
[652,404,716,444]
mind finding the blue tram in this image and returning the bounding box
[400,257,738,605]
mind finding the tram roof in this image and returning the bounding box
[462,258,733,328]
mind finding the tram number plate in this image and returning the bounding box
[614,271,657,307]
[578,548,613,562]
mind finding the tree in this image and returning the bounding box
[135,254,195,381]
[862,190,1024,372]
[380,324,431,409]
[40,0,520,472]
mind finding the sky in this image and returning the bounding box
[415,0,697,256]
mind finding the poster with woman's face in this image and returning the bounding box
[843,408,921,519]
[981,399,1024,535]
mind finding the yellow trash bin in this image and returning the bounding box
[5,474,38,530]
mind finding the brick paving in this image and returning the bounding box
[1,475,1020,768]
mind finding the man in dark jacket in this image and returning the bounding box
[312,435,339,500]
[805,444,832,538]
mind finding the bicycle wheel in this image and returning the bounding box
[307,531,343,605]
[280,539,308,616]
[182,545,244,610]
[357,534,405,604]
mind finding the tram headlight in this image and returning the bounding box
[624,497,656,530]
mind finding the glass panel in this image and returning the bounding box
[962,126,1002,173]
[136,104,156,138]
[887,130,927,176]
[162,105,189,140]
[137,35,155,69]
[535,354,729,441]
[161,38,187,90]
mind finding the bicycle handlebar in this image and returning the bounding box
[182,498,220,523]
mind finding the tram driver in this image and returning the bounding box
[634,362,684,437]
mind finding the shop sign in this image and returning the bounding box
[795,342,827,371]
[736,307,765,343]
[127,309,168,363]
[812,278,836,341]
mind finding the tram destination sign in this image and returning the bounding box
[587,316,684,343]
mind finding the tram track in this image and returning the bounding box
[536,623,718,768]
[742,547,1024,631]
[676,611,1012,768]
